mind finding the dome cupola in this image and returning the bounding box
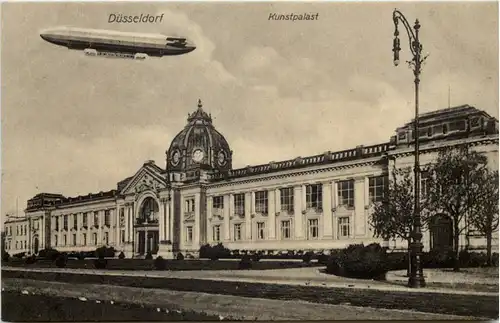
[166,100,232,173]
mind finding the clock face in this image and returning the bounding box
[192,149,204,163]
[171,150,180,166]
[217,150,227,166]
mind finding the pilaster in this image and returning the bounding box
[354,177,366,236]
[207,196,213,243]
[244,192,252,240]
[322,181,333,238]
[293,186,303,239]
[194,192,201,246]
[268,189,276,239]
[224,195,231,241]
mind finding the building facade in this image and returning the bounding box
[3,102,499,258]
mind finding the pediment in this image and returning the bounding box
[120,164,166,195]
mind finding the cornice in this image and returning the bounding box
[388,135,498,159]
[207,158,382,189]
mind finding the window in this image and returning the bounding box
[82,233,87,246]
[94,211,99,227]
[338,217,350,238]
[119,209,125,227]
[54,235,58,247]
[280,187,294,213]
[213,225,221,242]
[63,215,68,230]
[63,235,67,246]
[338,180,354,207]
[82,213,88,227]
[233,223,242,241]
[255,191,268,214]
[185,198,195,213]
[398,132,406,140]
[186,226,193,242]
[234,194,245,215]
[443,124,448,134]
[369,176,386,203]
[470,117,480,128]
[92,233,97,245]
[24,241,27,249]
[449,120,466,132]
[213,196,224,209]
[120,230,125,243]
[72,234,77,246]
[281,220,291,239]
[427,127,433,137]
[104,210,110,226]
[24,225,27,234]
[104,232,109,245]
[257,222,265,240]
[306,184,323,210]
[308,219,319,239]
[73,215,78,229]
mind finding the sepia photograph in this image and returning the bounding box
[1,1,498,321]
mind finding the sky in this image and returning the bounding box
[1,1,498,219]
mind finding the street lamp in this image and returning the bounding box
[392,9,427,288]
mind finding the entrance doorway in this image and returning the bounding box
[429,214,453,251]
[33,237,39,254]
[137,230,159,255]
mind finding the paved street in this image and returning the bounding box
[2,278,485,320]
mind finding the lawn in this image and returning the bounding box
[4,258,321,271]
[1,291,225,321]
[3,269,498,319]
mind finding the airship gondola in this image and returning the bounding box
[40,27,196,60]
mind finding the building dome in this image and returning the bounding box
[166,99,232,172]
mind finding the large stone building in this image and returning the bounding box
[3,102,499,258]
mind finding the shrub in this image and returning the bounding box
[95,246,116,259]
[94,258,107,269]
[38,248,60,261]
[317,254,329,265]
[176,252,185,260]
[25,255,37,265]
[118,252,125,259]
[238,255,252,270]
[492,252,499,267]
[145,251,153,260]
[2,251,10,263]
[385,252,409,271]
[326,243,388,280]
[13,252,26,259]
[251,254,261,262]
[154,256,167,270]
[55,255,67,268]
[302,251,314,263]
[422,250,454,268]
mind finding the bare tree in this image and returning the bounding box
[468,169,499,266]
[425,146,490,271]
[370,167,416,275]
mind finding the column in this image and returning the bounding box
[194,193,201,246]
[322,182,333,238]
[169,195,174,245]
[294,186,303,239]
[332,181,338,239]
[159,198,165,242]
[354,177,366,236]
[244,192,252,240]
[115,205,120,247]
[364,177,371,237]
[98,210,103,246]
[164,198,170,242]
[268,189,276,239]
[124,204,130,243]
[207,196,213,243]
[144,229,148,253]
[224,195,231,241]
[58,215,63,246]
[275,188,281,239]
[76,213,81,246]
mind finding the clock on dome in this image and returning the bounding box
[217,149,227,166]
[192,149,204,163]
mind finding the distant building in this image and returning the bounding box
[3,102,498,257]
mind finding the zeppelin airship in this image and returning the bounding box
[39,26,196,60]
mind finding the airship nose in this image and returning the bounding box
[185,41,196,53]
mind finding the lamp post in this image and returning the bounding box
[392,9,427,288]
